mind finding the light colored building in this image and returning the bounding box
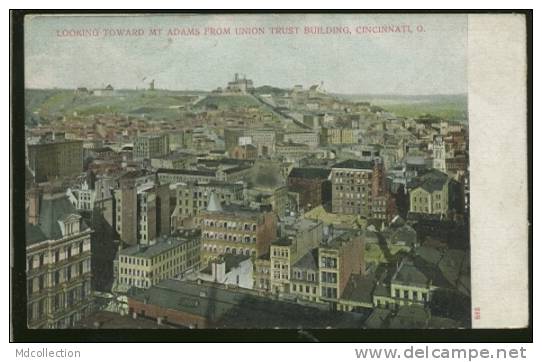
[283,131,320,148]
[432,135,446,172]
[321,127,355,145]
[183,254,253,289]
[170,181,245,230]
[269,218,323,295]
[133,134,170,160]
[26,191,93,329]
[114,229,201,292]
[409,170,452,217]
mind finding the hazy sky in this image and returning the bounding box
[25,14,467,95]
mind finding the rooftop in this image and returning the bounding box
[128,279,365,328]
[119,230,200,259]
[288,167,331,180]
[332,159,374,170]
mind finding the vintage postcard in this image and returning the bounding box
[12,12,529,336]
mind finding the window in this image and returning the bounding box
[403,290,409,299]
[55,271,60,285]
[321,272,337,283]
[413,291,418,300]
[395,289,400,298]
[39,254,44,267]
[55,250,60,263]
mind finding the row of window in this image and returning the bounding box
[394,288,428,302]
[27,242,86,271]
[203,232,257,243]
[272,249,289,258]
[203,219,258,232]
[28,283,89,321]
[292,283,317,295]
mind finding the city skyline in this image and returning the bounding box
[25,14,467,95]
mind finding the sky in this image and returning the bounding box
[25,14,468,95]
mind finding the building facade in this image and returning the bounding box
[26,191,93,329]
[133,134,170,160]
[115,230,201,291]
[27,140,83,183]
[200,194,277,263]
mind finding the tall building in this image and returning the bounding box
[114,175,170,245]
[25,190,93,328]
[287,167,331,211]
[432,135,446,172]
[27,140,83,183]
[200,193,277,263]
[318,229,365,308]
[133,134,170,160]
[331,159,382,217]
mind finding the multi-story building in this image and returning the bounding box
[408,169,460,218]
[170,181,245,230]
[318,229,364,309]
[331,159,377,216]
[114,229,201,291]
[133,134,170,160]
[246,185,288,218]
[225,128,276,156]
[200,193,277,263]
[269,218,323,295]
[27,139,83,183]
[275,141,311,158]
[320,127,355,145]
[287,167,331,211]
[26,190,93,328]
[114,176,170,245]
[150,152,197,170]
[290,248,320,302]
[253,252,271,293]
[230,144,258,160]
[432,135,446,172]
[282,131,320,148]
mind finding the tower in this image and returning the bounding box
[433,135,446,172]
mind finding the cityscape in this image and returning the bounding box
[24,72,470,330]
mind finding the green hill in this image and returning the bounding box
[25,89,205,123]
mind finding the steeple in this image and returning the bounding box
[207,191,223,212]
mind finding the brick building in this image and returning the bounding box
[287,167,331,211]
[331,159,379,216]
[27,139,83,183]
[199,193,277,263]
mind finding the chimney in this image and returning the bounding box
[211,258,226,283]
[27,187,42,225]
